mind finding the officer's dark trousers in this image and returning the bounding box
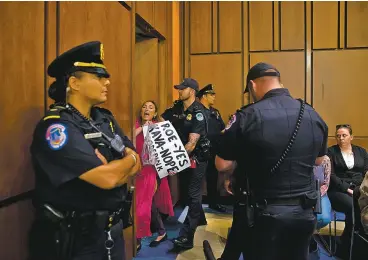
[220,202,248,260]
[240,204,316,260]
[179,161,207,241]
[206,155,220,206]
[29,215,125,260]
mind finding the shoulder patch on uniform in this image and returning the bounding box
[45,123,68,150]
[196,112,204,121]
[225,114,237,130]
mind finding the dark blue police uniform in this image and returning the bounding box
[161,78,209,249]
[217,63,328,260]
[29,41,134,260]
[197,84,226,211]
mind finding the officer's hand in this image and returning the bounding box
[347,188,354,196]
[124,147,137,156]
[95,149,108,165]
[224,179,233,195]
[168,170,177,176]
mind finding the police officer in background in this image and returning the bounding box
[29,41,141,260]
[161,78,209,250]
[216,62,328,260]
[197,84,226,213]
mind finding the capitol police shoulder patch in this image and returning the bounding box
[45,123,68,150]
[196,113,204,121]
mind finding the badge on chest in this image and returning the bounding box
[84,132,102,139]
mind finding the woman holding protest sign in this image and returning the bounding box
[134,100,174,251]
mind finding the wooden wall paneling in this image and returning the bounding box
[0,1,44,199]
[212,2,218,53]
[346,2,368,48]
[339,2,346,49]
[183,1,190,80]
[158,41,168,119]
[46,1,57,108]
[124,1,132,8]
[136,1,154,26]
[243,2,249,106]
[170,2,180,205]
[312,2,338,50]
[305,1,312,104]
[190,54,242,124]
[134,38,159,119]
[129,3,136,257]
[0,200,35,260]
[154,1,167,37]
[59,2,133,137]
[218,1,242,53]
[249,1,273,52]
[250,52,305,100]
[189,1,212,54]
[313,50,368,136]
[273,1,280,51]
[280,1,305,50]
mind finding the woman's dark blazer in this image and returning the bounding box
[327,144,368,192]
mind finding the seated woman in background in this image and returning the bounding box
[327,124,368,259]
[310,155,332,253]
[134,100,174,250]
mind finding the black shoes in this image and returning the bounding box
[172,236,194,249]
[209,204,227,213]
[149,233,168,247]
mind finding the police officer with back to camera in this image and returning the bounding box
[161,78,210,250]
[215,62,328,260]
[29,41,141,260]
[197,84,226,213]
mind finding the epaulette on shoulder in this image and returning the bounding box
[95,107,113,116]
[43,104,67,121]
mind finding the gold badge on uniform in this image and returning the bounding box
[186,114,192,121]
[100,43,104,60]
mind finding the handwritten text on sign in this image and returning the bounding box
[144,121,190,178]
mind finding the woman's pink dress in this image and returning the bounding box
[135,120,174,239]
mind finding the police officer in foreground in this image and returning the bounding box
[215,62,328,260]
[197,84,226,213]
[29,41,141,260]
[161,78,210,250]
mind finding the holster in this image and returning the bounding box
[236,189,255,228]
[301,190,318,211]
[120,189,134,229]
[40,204,76,260]
[314,180,322,214]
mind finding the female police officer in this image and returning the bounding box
[29,41,141,260]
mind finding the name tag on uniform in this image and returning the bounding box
[84,132,102,139]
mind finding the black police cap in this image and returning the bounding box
[47,41,110,79]
[244,62,280,93]
[197,84,215,98]
[174,78,199,92]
